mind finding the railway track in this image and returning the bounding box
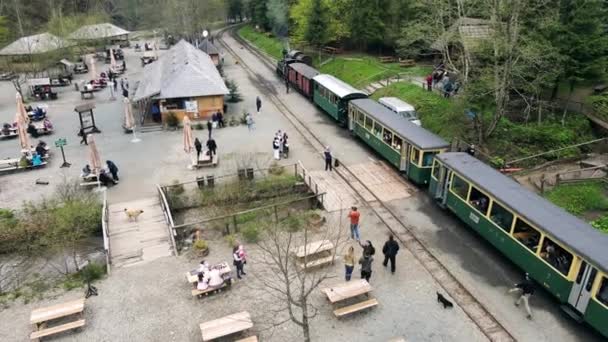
[217,25,516,342]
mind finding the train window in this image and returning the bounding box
[383,128,393,145]
[356,111,364,124]
[586,268,597,292]
[512,218,541,253]
[451,174,469,200]
[432,160,441,179]
[422,152,435,167]
[410,147,420,165]
[489,201,513,232]
[364,116,373,130]
[597,276,608,306]
[469,187,490,215]
[373,122,383,138]
[540,237,573,276]
[393,136,402,151]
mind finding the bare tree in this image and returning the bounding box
[251,214,346,342]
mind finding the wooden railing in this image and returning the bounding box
[101,192,111,274]
[157,184,178,256]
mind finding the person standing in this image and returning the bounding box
[207,120,213,138]
[508,273,535,319]
[113,77,118,92]
[256,96,262,113]
[238,245,247,275]
[246,113,254,131]
[324,146,332,171]
[217,111,224,128]
[426,74,433,92]
[344,246,355,281]
[79,128,88,145]
[347,206,361,240]
[272,137,280,160]
[106,160,120,181]
[233,246,245,279]
[382,235,400,274]
[194,138,202,161]
[206,138,217,156]
[359,240,375,257]
[359,252,374,282]
[285,78,290,94]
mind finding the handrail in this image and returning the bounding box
[101,191,111,274]
[157,184,178,256]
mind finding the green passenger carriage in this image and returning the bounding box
[349,98,449,185]
[312,74,367,126]
[429,152,608,338]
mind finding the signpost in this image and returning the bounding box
[55,138,70,168]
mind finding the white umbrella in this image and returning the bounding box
[183,116,195,168]
[124,98,140,143]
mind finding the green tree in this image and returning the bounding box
[349,0,384,50]
[304,0,327,48]
[228,0,244,22]
[252,0,270,30]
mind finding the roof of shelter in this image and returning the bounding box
[312,74,367,99]
[436,152,608,274]
[350,99,449,149]
[199,39,219,55]
[289,63,319,79]
[69,23,130,40]
[133,40,228,102]
[431,17,492,51]
[0,33,72,56]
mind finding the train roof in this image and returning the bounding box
[312,74,367,99]
[351,98,449,150]
[436,152,608,274]
[289,63,319,79]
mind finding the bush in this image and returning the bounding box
[166,112,179,128]
[591,215,608,233]
[545,182,608,216]
[80,262,105,282]
[241,224,260,243]
[193,123,204,130]
[193,239,208,251]
[224,234,237,248]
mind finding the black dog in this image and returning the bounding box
[437,292,453,309]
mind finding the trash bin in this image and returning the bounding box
[196,176,205,189]
[206,175,215,188]
[246,168,254,180]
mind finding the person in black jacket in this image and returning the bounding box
[207,138,217,156]
[508,273,535,319]
[106,160,119,181]
[206,120,213,138]
[382,235,400,273]
[194,138,202,161]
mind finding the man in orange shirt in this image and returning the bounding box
[347,206,361,241]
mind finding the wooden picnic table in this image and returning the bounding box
[321,279,373,304]
[186,261,231,283]
[293,240,334,258]
[200,311,253,341]
[30,298,85,325]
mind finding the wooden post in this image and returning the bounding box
[274,205,279,223]
[540,174,546,194]
[555,173,561,186]
[233,215,238,232]
[315,183,318,195]
[294,163,298,178]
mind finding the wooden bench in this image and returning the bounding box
[379,56,396,63]
[193,152,219,168]
[323,46,341,55]
[192,282,228,297]
[399,59,416,67]
[200,311,253,341]
[333,298,378,317]
[80,181,101,187]
[0,161,47,174]
[30,319,86,341]
[236,336,258,342]
[298,255,336,270]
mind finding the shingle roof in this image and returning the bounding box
[134,40,228,102]
[436,152,608,274]
[69,23,130,40]
[312,74,367,99]
[289,63,319,79]
[199,39,219,55]
[0,33,71,56]
[350,99,449,149]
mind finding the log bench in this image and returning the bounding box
[379,56,396,63]
[333,298,378,317]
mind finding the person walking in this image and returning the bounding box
[79,128,88,145]
[194,138,202,161]
[233,246,245,279]
[206,138,217,156]
[106,160,120,181]
[359,252,374,282]
[508,273,535,319]
[206,120,212,138]
[382,235,400,274]
[324,146,332,171]
[113,77,118,92]
[237,245,247,275]
[246,113,254,131]
[347,206,361,240]
[285,78,290,94]
[359,240,375,257]
[256,96,262,113]
[344,246,355,281]
[217,111,225,128]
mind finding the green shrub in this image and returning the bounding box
[225,234,237,248]
[166,112,179,128]
[241,223,260,243]
[591,215,608,233]
[193,239,208,251]
[81,262,105,282]
[545,182,608,216]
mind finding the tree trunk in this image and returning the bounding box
[301,298,311,342]
[561,80,575,126]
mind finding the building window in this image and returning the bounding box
[451,174,469,200]
[512,218,541,253]
[597,276,608,307]
[489,201,513,232]
[539,237,573,276]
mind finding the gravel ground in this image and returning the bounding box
[0,210,489,342]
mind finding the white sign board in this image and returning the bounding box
[185,101,198,113]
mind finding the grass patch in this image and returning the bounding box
[545,182,608,216]
[371,82,467,140]
[238,25,284,60]
[318,55,431,89]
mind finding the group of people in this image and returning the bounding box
[18,141,48,168]
[26,118,53,138]
[194,137,217,160]
[193,244,248,291]
[81,160,120,187]
[272,130,289,160]
[425,67,460,98]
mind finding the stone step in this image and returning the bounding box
[139,124,163,133]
